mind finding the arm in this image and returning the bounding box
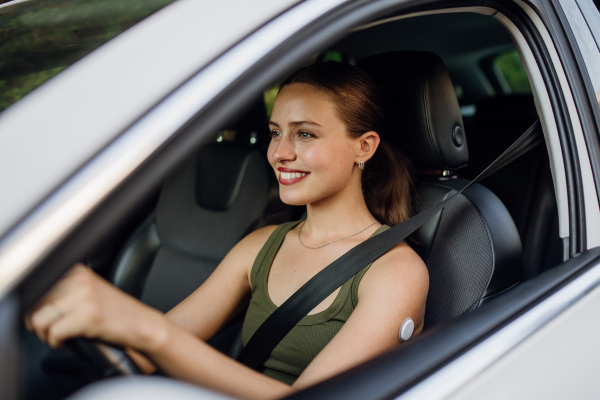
[26,226,297,400]
[131,241,426,398]
[125,224,279,373]
[293,243,429,389]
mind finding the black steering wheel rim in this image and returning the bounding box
[66,338,143,378]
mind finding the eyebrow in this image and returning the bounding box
[269,120,323,128]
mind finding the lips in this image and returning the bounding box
[278,167,309,186]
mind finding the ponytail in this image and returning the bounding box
[281,62,415,226]
[362,141,414,226]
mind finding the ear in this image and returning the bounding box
[355,131,381,164]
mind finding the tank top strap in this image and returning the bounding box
[350,224,391,308]
[250,220,303,290]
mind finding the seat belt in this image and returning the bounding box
[237,120,543,370]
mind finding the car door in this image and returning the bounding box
[416,1,600,398]
[1,0,599,399]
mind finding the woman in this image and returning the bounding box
[26,62,429,400]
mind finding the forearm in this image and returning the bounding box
[139,318,294,400]
[26,265,287,398]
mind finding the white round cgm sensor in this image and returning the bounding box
[399,318,414,341]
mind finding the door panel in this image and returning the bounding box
[446,262,600,399]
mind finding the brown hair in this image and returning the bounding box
[280,62,414,226]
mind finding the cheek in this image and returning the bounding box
[299,146,320,168]
[305,145,354,179]
[267,141,277,169]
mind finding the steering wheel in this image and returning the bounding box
[66,338,142,378]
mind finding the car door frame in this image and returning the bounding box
[546,0,600,208]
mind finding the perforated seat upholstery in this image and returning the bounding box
[358,51,522,329]
[110,145,270,313]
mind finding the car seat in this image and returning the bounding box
[358,52,523,329]
[110,143,270,311]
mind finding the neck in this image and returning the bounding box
[302,176,379,241]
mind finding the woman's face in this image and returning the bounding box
[268,83,360,206]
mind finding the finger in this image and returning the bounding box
[24,311,33,331]
[30,303,62,343]
[26,264,94,340]
[46,313,84,348]
[46,305,104,349]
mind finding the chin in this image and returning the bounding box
[278,184,340,207]
[278,190,310,206]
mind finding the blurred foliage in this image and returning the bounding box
[0,66,64,110]
[321,50,343,63]
[0,0,175,113]
[494,50,532,94]
[264,83,280,119]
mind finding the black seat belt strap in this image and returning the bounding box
[237,120,543,370]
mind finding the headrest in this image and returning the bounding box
[196,145,263,211]
[358,51,468,170]
[156,145,269,260]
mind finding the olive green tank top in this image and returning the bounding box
[241,221,390,385]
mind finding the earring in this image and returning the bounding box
[359,160,364,170]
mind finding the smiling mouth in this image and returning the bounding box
[278,169,309,185]
[280,171,307,179]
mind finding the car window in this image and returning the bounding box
[492,49,532,94]
[0,0,176,114]
[264,83,280,119]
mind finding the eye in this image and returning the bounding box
[269,130,282,139]
[298,131,314,139]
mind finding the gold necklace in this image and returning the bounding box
[298,221,379,249]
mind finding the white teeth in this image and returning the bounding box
[280,172,307,180]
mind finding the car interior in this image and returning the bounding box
[20,9,565,400]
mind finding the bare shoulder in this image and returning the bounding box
[229,224,279,259]
[358,241,429,303]
[225,224,278,265]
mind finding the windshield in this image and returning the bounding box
[0,0,176,114]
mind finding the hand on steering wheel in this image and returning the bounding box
[25,263,165,379]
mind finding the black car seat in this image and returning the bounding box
[110,144,270,312]
[358,51,522,329]
[463,95,562,279]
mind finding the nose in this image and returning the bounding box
[269,133,296,164]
